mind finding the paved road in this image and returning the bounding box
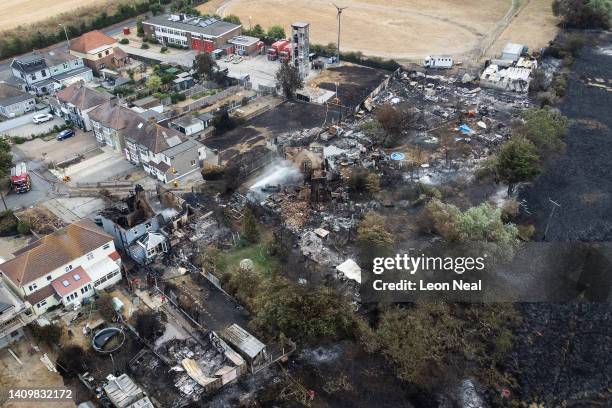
[3,155,64,211]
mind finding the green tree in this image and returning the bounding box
[275,61,303,98]
[426,199,520,260]
[517,107,570,157]
[193,51,217,79]
[247,24,265,38]
[266,25,286,41]
[146,75,162,92]
[252,278,355,344]
[0,139,13,180]
[242,208,260,243]
[136,17,144,37]
[552,0,611,29]
[357,213,394,268]
[495,137,541,195]
[222,14,241,25]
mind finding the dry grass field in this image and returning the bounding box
[0,0,113,31]
[490,0,560,56]
[201,0,560,62]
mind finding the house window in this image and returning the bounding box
[46,275,52,281]
[37,300,47,308]
[145,222,152,231]
[30,74,36,80]
[98,53,102,58]
[103,243,110,250]
[191,160,196,166]
[28,283,38,291]
[87,252,94,261]
[65,264,73,272]
[41,70,47,77]
[105,50,110,55]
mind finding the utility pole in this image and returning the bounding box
[333,4,348,62]
[543,198,561,241]
[58,24,70,46]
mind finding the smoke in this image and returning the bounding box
[250,159,303,191]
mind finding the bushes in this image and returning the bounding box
[372,303,519,387]
[16,220,31,234]
[57,345,90,376]
[170,93,186,104]
[201,164,225,180]
[309,43,401,71]
[30,322,63,346]
[160,46,168,54]
[0,211,18,235]
[252,278,357,344]
[141,43,150,49]
[119,38,129,44]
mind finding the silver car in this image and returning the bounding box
[32,113,54,124]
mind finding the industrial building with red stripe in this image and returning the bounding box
[142,14,264,56]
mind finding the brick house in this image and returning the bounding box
[69,30,130,74]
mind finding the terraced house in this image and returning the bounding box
[55,81,112,131]
[124,119,207,183]
[0,220,122,315]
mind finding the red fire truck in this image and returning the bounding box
[267,39,291,61]
[10,162,31,193]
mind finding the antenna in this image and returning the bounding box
[332,3,348,62]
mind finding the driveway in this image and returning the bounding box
[3,117,65,138]
[217,54,279,89]
[13,130,98,163]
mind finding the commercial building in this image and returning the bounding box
[9,43,93,95]
[142,14,242,53]
[55,81,113,131]
[0,84,36,118]
[69,30,131,74]
[0,279,34,348]
[228,35,264,56]
[0,220,122,315]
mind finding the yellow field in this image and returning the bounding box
[201,0,559,62]
[0,0,112,31]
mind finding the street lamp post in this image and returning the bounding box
[58,24,70,46]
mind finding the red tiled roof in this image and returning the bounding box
[108,251,121,261]
[0,220,113,287]
[25,285,56,305]
[69,30,117,54]
[51,266,91,297]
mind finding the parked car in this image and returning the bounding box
[57,129,75,141]
[32,113,54,124]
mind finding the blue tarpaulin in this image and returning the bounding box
[459,124,473,135]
